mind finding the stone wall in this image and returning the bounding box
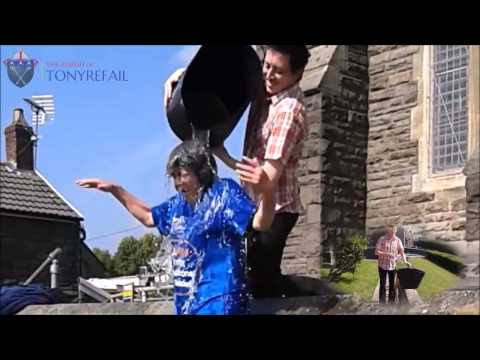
[257,45,474,276]
[282,45,369,276]
[367,46,467,251]
[464,157,480,253]
[318,46,369,250]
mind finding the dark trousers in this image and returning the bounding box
[248,212,299,298]
[378,267,396,304]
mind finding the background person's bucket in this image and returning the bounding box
[396,268,425,289]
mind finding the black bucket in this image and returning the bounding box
[166,45,263,147]
[396,268,425,289]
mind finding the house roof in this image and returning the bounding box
[0,162,83,220]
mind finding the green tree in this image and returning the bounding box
[92,248,117,277]
[136,233,162,265]
[113,236,141,275]
[112,233,162,276]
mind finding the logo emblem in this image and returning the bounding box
[3,50,39,88]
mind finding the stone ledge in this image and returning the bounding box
[18,295,349,315]
[18,290,480,315]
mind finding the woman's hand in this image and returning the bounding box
[75,178,118,193]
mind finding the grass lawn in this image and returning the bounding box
[397,258,460,300]
[320,260,379,301]
[321,258,460,301]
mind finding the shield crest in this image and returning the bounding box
[3,50,38,88]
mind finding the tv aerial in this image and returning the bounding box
[22,95,55,168]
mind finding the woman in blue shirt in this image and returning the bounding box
[76,140,274,315]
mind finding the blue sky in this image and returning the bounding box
[1,45,248,253]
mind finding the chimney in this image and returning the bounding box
[4,108,34,170]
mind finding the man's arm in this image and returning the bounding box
[233,157,276,231]
[211,145,239,171]
[213,147,286,195]
[76,179,155,227]
[236,103,304,192]
[235,157,285,193]
[398,239,411,266]
[251,187,275,231]
[261,159,285,186]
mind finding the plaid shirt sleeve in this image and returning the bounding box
[264,105,304,166]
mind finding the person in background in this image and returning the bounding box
[375,224,411,304]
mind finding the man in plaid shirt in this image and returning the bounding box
[165,45,310,298]
[375,224,411,304]
[215,46,310,298]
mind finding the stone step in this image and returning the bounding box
[372,278,423,305]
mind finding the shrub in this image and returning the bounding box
[415,239,457,255]
[328,234,368,282]
[425,250,466,275]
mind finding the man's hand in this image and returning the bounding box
[211,144,238,170]
[164,68,186,108]
[236,157,274,194]
[75,178,117,193]
[211,144,228,160]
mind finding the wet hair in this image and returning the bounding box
[264,45,311,75]
[166,140,217,190]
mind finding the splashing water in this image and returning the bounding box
[191,125,210,144]
[191,126,218,178]
[156,177,254,314]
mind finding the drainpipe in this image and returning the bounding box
[23,247,62,286]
